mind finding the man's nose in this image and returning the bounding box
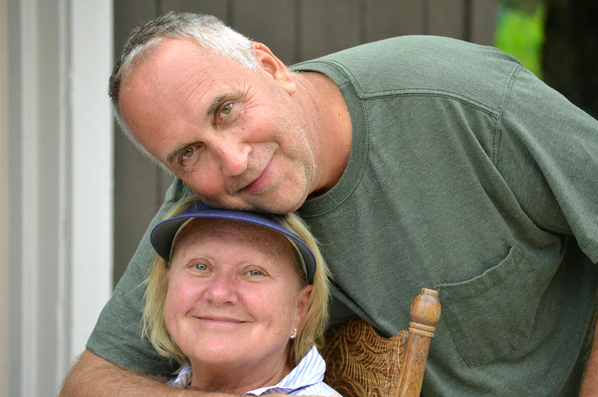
[205,274,238,305]
[212,138,251,177]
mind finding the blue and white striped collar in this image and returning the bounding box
[247,346,325,395]
[168,346,334,395]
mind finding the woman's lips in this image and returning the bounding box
[197,316,245,325]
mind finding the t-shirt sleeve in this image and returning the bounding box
[86,177,194,375]
[496,65,598,263]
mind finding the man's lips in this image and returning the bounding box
[243,158,274,193]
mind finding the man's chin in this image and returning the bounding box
[240,201,301,215]
[200,186,307,214]
[197,197,249,212]
[200,195,305,215]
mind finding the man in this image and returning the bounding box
[61,12,598,396]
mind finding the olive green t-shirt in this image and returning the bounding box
[88,36,598,396]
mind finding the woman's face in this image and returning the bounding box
[164,218,312,380]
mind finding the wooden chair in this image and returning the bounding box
[322,288,441,397]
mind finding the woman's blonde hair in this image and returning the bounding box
[142,197,331,367]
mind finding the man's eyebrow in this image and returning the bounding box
[166,144,187,166]
[165,90,244,165]
[205,93,229,121]
[205,89,245,120]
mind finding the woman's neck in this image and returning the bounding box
[189,356,292,394]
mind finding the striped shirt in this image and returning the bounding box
[168,346,341,396]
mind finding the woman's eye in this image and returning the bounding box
[220,103,233,117]
[248,269,263,277]
[181,147,195,161]
[194,263,208,271]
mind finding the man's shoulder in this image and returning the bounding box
[293,36,522,111]
[165,177,195,202]
[302,35,520,74]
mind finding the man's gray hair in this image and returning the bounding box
[109,12,259,162]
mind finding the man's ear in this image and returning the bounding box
[251,42,297,95]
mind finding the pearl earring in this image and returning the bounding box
[290,328,297,339]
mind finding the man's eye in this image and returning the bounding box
[248,269,263,277]
[194,263,208,271]
[220,103,233,116]
[181,147,195,161]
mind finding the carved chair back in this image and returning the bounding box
[322,288,441,397]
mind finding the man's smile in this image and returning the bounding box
[242,156,275,194]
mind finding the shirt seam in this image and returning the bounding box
[300,59,504,117]
[492,64,523,166]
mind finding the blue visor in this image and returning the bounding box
[150,201,316,284]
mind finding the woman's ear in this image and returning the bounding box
[294,285,313,327]
[251,42,297,95]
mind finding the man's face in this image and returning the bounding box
[119,38,317,213]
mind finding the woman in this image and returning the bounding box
[143,197,341,396]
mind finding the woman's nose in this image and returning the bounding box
[204,275,238,305]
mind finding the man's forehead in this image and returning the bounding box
[123,38,221,92]
[148,37,211,62]
[120,39,239,123]
[130,39,252,98]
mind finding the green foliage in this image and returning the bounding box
[495,4,545,78]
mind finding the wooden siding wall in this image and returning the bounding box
[113,0,497,285]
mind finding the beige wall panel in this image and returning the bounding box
[365,0,425,42]
[426,0,466,39]
[232,0,297,65]
[113,135,165,283]
[300,0,362,61]
[114,0,159,52]
[113,0,162,284]
[0,0,7,393]
[470,0,497,45]
[160,0,228,20]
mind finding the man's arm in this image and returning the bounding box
[580,316,598,396]
[60,349,220,397]
[60,349,335,397]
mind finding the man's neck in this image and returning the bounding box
[295,71,352,198]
